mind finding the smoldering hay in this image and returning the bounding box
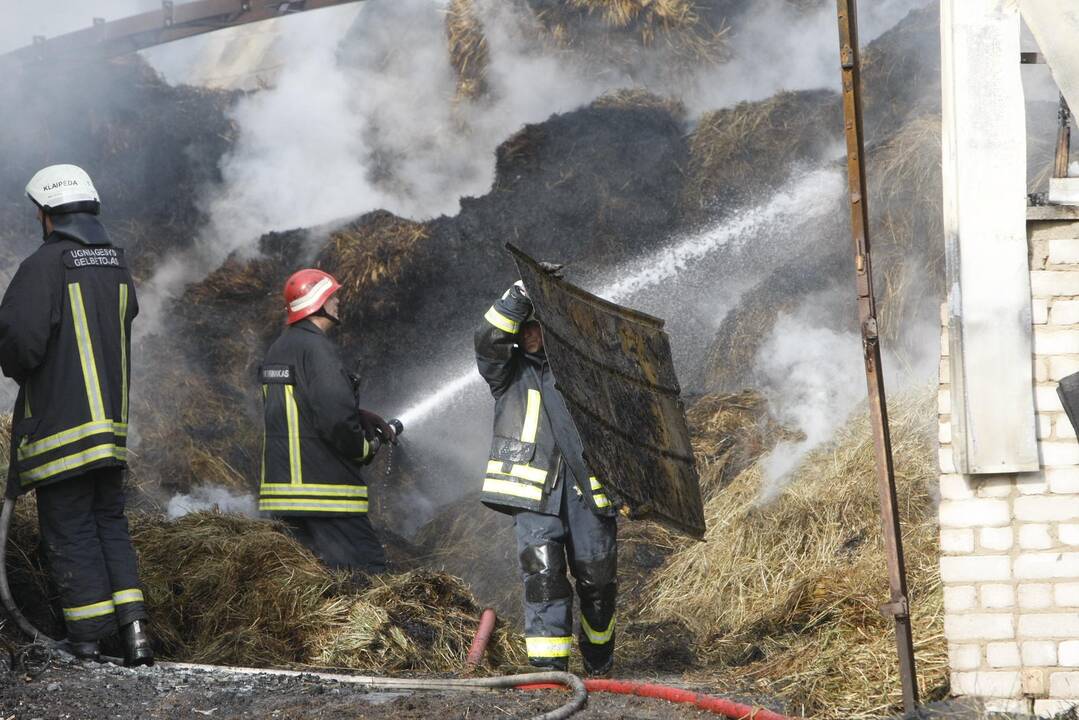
[3,385,945,718]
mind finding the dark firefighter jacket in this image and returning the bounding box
[0,213,136,498]
[259,319,374,516]
[475,285,616,517]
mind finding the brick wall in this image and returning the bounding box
[939,219,1079,716]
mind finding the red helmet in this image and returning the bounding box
[284,269,342,325]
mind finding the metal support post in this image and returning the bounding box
[1056,94,1072,179]
[834,0,919,712]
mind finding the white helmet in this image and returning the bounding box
[25,164,101,215]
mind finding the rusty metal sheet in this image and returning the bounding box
[508,244,705,539]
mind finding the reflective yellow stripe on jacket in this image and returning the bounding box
[260,483,368,498]
[284,385,303,484]
[20,445,128,485]
[590,476,610,509]
[258,498,369,513]
[68,283,106,422]
[484,306,520,334]
[119,283,130,423]
[482,477,542,501]
[521,389,541,443]
[17,420,128,462]
[481,388,550,505]
[112,588,144,606]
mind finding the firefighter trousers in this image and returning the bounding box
[514,477,617,670]
[35,467,148,642]
[283,515,387,576]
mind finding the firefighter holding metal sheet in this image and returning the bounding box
[258,269,397,576]
[475,272,618,676]
[0,165,152,665]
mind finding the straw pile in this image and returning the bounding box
[446,0,490,101]
[317,211,431,326]
[641,389,946,718]
[313,569,523,672]
[591,87,686,117]
[6,504,524,671]
[130,512,340,665]
[413,493,520,620]
[681,90,841,217]
[686,389,801,499]
[522,0,729,80]
[865,114,944,351]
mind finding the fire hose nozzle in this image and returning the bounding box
[388,419,404,438]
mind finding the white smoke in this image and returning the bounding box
[136,0,631,331]
[756,309,866,501]
[755,293,941,502]
[687,0,933,112]
[166,484,258,520]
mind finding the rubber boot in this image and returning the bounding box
[60,639,101,662]
[582,648,614,677]
[528,657,568,673]
[120,620,154,667]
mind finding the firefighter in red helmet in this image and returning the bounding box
[258,269,397,574]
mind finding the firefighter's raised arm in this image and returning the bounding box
[475,281,532,398]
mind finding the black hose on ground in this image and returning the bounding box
[0,496,61,647]
[155,663,589,720]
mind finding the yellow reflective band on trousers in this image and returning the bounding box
[260,483,368,498]
[18,420,128,462]
[112,588,144,605]
[581,614,615,645]
[526,636,573,658]
[63,598,115,622]
[258,498,369,513]
[284,385,303,484]
[482,477,543,501]
[521,389,541,443]
[68,283,107,422]
[20,444,128,485]
[119,283,130,423]
[484,306,519,334]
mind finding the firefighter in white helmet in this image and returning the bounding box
[0,165,152,664]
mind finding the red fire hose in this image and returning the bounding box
[466,608,497,667]
[465,608,797,720]
[517,680,796,719]
[583,680,794,720]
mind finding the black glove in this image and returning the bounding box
[359,408,398,446]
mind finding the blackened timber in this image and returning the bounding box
[507,244,705,540]
[835,0,919,712]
